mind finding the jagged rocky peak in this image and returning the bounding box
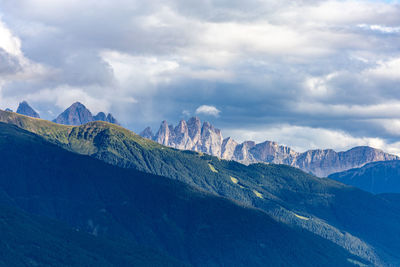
[175,119,188,134]
[174,120,192,149]
[199,121,223,155]
[93,112,107,121]
[142,117,224,156]
[221,137,238,160]
[140,127,154,139]
[233,141,256,162]
[53,102,93,125]
[187,116,201,142]
[53,102,120,126]
[16,101,40,118]
[155,120,171,146]
[106,113,119,124]
[250,141,299,164]
[94,112,120,125]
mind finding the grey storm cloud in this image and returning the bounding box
[1,0,400,153]
[0,48,22,75]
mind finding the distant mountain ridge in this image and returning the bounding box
[53,102,119,125]
[141,117,399,177]
[329,160,400,194]
[7,101,119,126]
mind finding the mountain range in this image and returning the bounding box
[2,109,400,266]
[141,117,399,177]
[12,101,119,125]
[11,102,398,178]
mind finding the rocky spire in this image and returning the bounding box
[187,117,202,145]
[140,127,154,140]
[16,101,40,118]
[106,113,119,125]
[93,112,107,121]
[53,102,93,125]
[93,112,120,125]
[155,121,171,146]
[174,120,191,149]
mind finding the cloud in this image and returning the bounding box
[1,0,400,152]
[195,105,221,117]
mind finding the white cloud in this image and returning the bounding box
[2,0,400,150]
[0,18,50,81]
[101,50,180,87]
[358,24,400,34]
[0,20,22,57]
[195,105,221,117]
[366,58,400,80]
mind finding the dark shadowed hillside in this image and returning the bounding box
[0,196,184,267]
[329,160,400,194]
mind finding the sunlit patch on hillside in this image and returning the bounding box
[208,164,218,173]
[347,258,368,267]
[293,213,309,221]
[252,190,263,199]
[230,176,245,188]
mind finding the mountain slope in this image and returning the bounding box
[0,110,399,266]
[143,118,398,176]
[0,122,364,267]
[0,201,184,267]
[329,160,400,194]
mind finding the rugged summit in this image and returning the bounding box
[93,112,119,124]
[144,117,224,157]
[53,102,119,125]
[142,118,399,177]
[16,101,40,118]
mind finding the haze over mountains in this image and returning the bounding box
[141,118,399,177]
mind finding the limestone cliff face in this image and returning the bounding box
[295,146,399,177]
[141,118,400,177]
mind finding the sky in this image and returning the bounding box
[1,0,400,153]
